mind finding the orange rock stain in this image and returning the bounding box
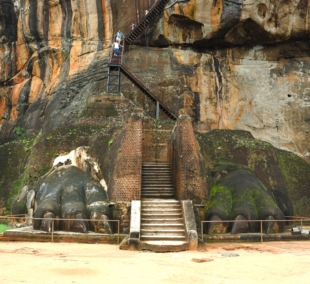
[10,80,30,121]
[211,0,223,35]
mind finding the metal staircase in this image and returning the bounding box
[120,64,177,120]
[125,0,170,45]
[107,0,177,120]
[107,41,124,93]
[107,66,121,93]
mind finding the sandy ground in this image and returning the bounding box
[0,241,310,284]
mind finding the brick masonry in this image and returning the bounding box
[142,117,175,162]
[170,115,207,203]
[110,109,143,202]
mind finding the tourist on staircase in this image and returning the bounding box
[115,30,124,43]
[113,40,122,56]
[130,23,136,30]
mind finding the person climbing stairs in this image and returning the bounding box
[125,0,170,45]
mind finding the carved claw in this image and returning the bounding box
[40,212,55,232]
[69,213,88,233]
[96,215,112,234]
[231,215,249,234]
[207,215,228,234]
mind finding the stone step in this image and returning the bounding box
[141,204,181,209]
[142,188,174,192]
[142,169,171,171]
[142,189,174,192]
[138,241,188,253]
[142,184,173,187]
[142,183,173,187]
[141,194,174,198]
[142,175,171,178]
[142,172,171,176]
[142,199,180,203]
[143,166,171,168]
[141,206,181,210]
[142,180,172,184]
[141,209,182,214]
[141,219,184,225]
[140,235,186,241]
[141,229,185,236]
[142,184,173,186]
[141,208,181,212]
[142,174,170,176]
[141,213,182,219]
[142,188,174,191]
[142,187,173,190]
[141,224,185,230]
[142,169,171,172]
[141,189,174,193]
[142,167,171,170]
[141,174,172,181]
[142,179,172,183]
[142,166,170,168]
[142,180,171,183]
[143,163,170,165]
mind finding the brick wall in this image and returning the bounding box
[110,110,143,201]
[170,115,207,203]
[142,117,175,162]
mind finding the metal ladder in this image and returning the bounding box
[125,0,170,45]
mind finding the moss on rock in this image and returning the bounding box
[196,129,310,217]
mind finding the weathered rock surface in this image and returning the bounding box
[149,0,310,46]
[123,43,310,162]
[1,0,310,159]
[1,0,310,223]
[197,130,310,218]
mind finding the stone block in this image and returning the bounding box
[181,200,198,250]
[129,200,141,249]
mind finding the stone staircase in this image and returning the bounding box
[141,163,174,198]
[139,200,188,252]
[139,162,188,252]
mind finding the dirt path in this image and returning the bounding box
[0,241,309,283]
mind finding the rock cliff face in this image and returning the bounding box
[1,0,310,216]
[0,0,113,140]
[124,43,310,162]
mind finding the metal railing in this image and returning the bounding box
[109,38,125,65]
[0,216,121,244]
[201,218,310,243]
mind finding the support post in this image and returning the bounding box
[52,219,54,243]
[156,101,159,119]
[117,221,120,244]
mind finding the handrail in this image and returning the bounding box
[200,218,310,243]
[108,38,125,65]
[125,0,170,44]
[120,62,177,120]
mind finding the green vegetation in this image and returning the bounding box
[14,126,26,138]
[0,224,9,233]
